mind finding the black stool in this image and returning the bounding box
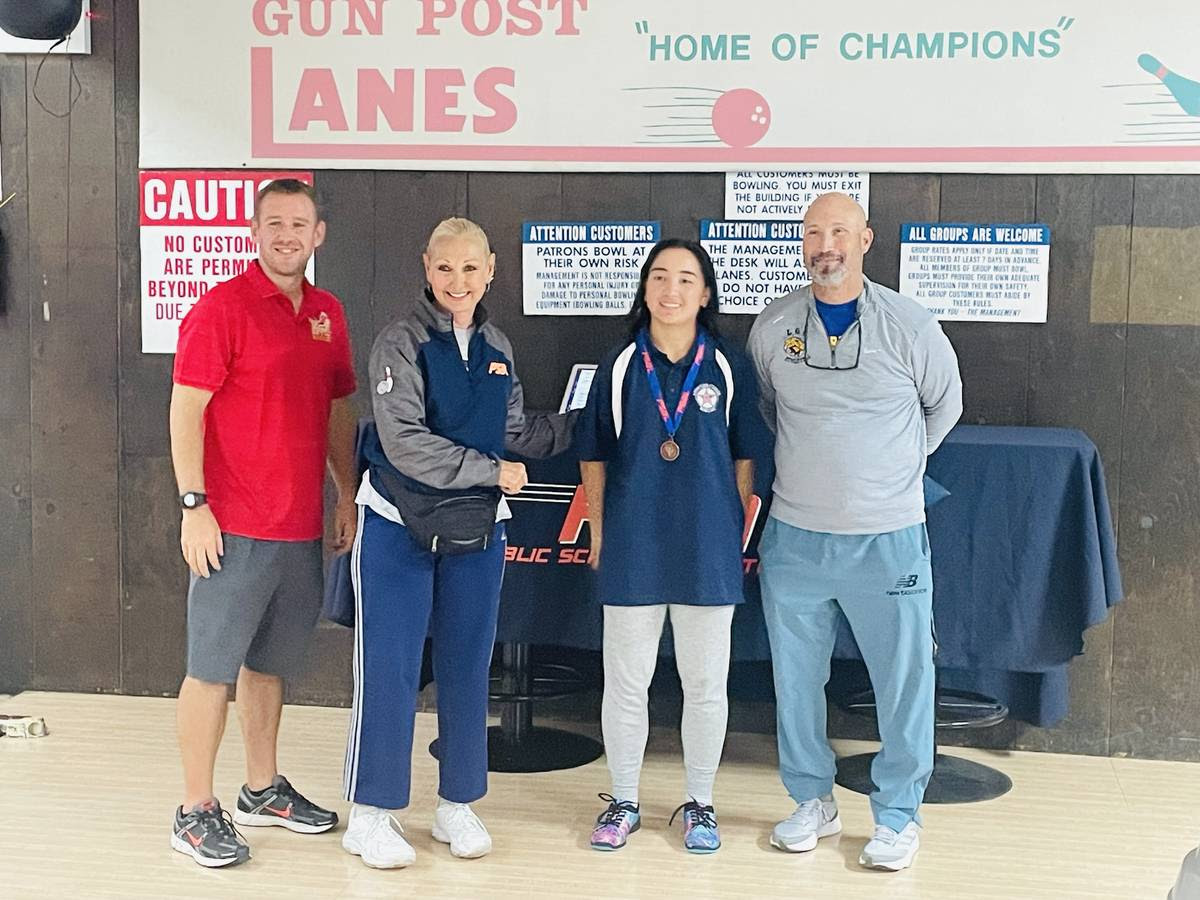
[430,642,603,773]
[834,671,1013,803]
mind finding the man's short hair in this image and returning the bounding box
[253,178,323,221]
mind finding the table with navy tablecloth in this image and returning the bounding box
[492,424,1123,728]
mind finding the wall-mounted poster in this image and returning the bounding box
[699,219,806,315]
[899,222,1051,322]
[522,221,659,316]
[139,169,314,353]
[725,171,869,219]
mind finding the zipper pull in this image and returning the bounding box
[829,335,839,348]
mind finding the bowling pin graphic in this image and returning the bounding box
[1138,54,1200,116]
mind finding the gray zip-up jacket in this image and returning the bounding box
[367,294,574,493]
[747,276,963,535]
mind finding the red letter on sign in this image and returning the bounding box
[557,487,589,546]
[473,67,516,134]
[343,0,386,34]
[741,494,762,552]
[417,0,455,34]
[252,0,291,35]
[424,69,467,132]
[290,68,349,131]
[358,69,415,132]
[548,0,586,35]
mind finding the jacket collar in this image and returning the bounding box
[245,259,314,304]
[418,287,490,335]
[800,274,876,317]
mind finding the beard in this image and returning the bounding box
[808,254,847,287]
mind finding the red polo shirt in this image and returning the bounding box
[173,260,356,541]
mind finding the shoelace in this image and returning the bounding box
[368,810,406,839]
[788,798,826,827]
[441,803,486,834]
[269,779,314,814]
[595,793,638,827]
[668,799,716,830]
[871,826,901,845]
[194,806,247,845]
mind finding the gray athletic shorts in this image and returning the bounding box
[186,534,323,684]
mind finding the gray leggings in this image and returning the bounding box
[601,604,735,807]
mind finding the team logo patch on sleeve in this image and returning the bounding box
[375,366,394,395]
[309,311,332,342]
[694,383,721,413]
[488,361,509,376]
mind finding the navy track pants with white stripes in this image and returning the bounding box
[343,506,506,809]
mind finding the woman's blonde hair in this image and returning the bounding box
[426,217,491,257]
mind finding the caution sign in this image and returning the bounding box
[139,170,314,353]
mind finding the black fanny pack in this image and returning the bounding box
[371,463,500,556]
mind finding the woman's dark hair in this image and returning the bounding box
[625,238,721,339]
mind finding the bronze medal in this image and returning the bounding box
[660,439,680,462]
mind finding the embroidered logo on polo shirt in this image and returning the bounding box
[488,361,509,376]
[783,331,805,363]
[694,383,721,413]
[309,311,332,342]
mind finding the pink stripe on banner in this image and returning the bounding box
[249,49,1200,166]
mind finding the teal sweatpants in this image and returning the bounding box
[759,517,935,831]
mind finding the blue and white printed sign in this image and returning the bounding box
[522,221,660,315]
[899,223,1051,322]
[725,171,869,220]
[700,219,808,315]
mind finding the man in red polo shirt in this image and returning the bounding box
[168,179,357,868]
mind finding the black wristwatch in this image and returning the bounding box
[180,491,208,511]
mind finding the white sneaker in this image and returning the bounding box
[770,796,842,852]
[432,799,492,859]
[859,821,920,871]
[342,803,415,869]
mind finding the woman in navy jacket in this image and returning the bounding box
[341,217,569,869]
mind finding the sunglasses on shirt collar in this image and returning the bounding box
[802,308,862,371]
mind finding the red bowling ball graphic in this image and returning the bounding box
[711,88,771,148]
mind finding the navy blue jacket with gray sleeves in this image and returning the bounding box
[365,292,573,499]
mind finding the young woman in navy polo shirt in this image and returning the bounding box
[577,239,768,853]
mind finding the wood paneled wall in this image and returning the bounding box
[1,3,1197,760]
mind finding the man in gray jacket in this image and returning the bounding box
[748,192,962,871]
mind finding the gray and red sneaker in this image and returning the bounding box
[590,793,641,851]
[171,799,251,868]
[233,775,338,834]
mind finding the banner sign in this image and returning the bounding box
[141,3,1200,172]
[139,169,315,353]
[522,221,659,315]
[725,171,869,219]
[899,222,1051,322]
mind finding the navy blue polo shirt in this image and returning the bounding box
[575,329,768,606]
